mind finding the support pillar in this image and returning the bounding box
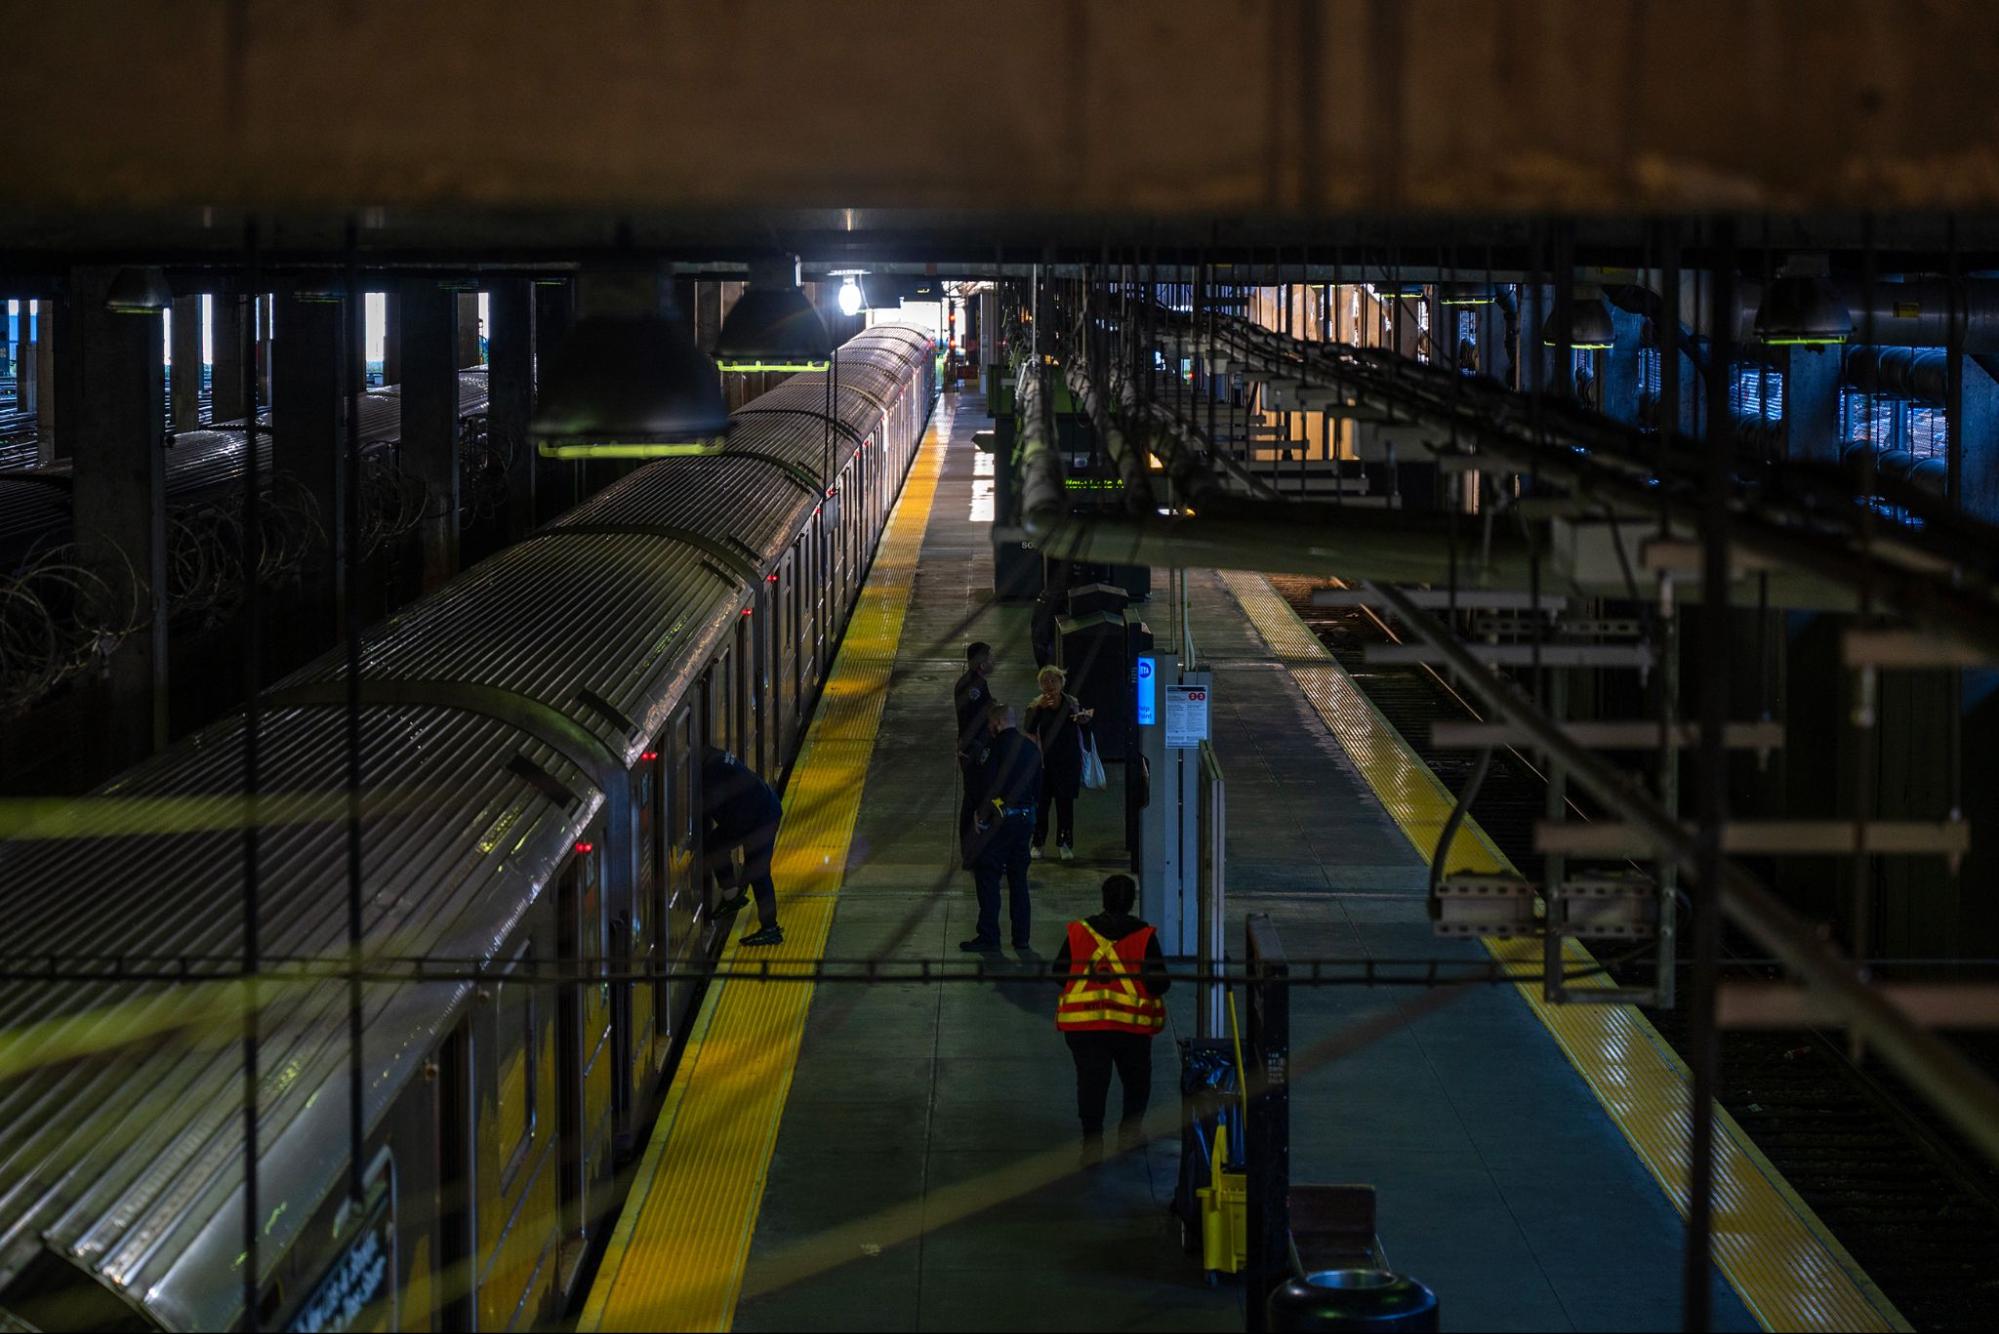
[1601,307,1647,425]
[272,294,347,629]
[16,303,38,416]
[1960,354,1999,522]
[255,296,273,407]
[1780,344,1843,464]
[65,267,169,768]
[401,280,461,590]
[381,291,402,385]
[170,296,203,432]
[531,279,577,524]
[487,278,535,540]
[34,299,60,463]
[210,293,247,423]
[455,292,482,368]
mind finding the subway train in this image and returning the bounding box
[0,324,936,1331]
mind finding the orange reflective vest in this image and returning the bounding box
[1054,920,1166,1035]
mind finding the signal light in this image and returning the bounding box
[640,750,659,762]
[575,840,595,855]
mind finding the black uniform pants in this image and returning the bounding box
[957,756,983,869]
[1065,1030,1154,1134]
[719,821,780,928]
[971,815,1033,946]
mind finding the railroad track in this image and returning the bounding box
[1274,575,1999,1332]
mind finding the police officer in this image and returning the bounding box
[701,745,785,946]
[959,701,1041,953]
[953,641,995,868]
[1053,874,1171,1161]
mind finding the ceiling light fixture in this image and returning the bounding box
[1540,286,1616,350]
[1755,254,1852,347]
[530,291,732,460]
[104,266,173,315]
[715,255,832,372]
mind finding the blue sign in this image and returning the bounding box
[1135,655,1156,726]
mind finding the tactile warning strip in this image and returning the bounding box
[579,404,949,1334]
[1218,569,1907,1334]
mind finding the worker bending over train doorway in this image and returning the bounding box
[702,745,785,946]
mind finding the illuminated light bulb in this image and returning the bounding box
[838,277,863,317]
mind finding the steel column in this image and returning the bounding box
[272,293,347,631]
[531,278,577,524]
[487,277,535,541]
[169,295,202,432]
[400,280,461,590]
[66,266,169,768]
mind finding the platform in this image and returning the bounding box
[582,390,1896,1333]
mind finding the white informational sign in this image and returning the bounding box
[1164,683,1210,749]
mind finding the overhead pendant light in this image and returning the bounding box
[104,266,173,315]
[837,275,865,318]
[715,255,832,373]
[1540,286,1616,350]
[1438,283,1495,307]
[530,298,733,460]
[1755,254,1852,347]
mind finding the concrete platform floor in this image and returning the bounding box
[732,392,1753,1333]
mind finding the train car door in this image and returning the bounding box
[473,922,560,1331]
[555,836,614,1295]
[629,746,667,1110]
[777,549,799,761]
[664,707,703,1020]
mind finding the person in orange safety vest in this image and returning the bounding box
[1053,874,1171,1161]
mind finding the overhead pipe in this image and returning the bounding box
[1180,307,1999,656]
[1013,360,1065,540]
[1063,353,1155,513]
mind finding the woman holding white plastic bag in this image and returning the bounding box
[1025,665,1095,861]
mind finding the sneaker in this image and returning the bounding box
[958,937,1000,953]
[716,891,750,915]
[740,924,784,947]
[1079,1133,1106,1168]
[1116,1122,1146,1154]
[1058,845,1075,862]
[1029,845,1043,861]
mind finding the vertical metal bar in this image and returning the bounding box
[1655,576,1680,1009]
[1683,216,1736,1334]
[239,219,264,1334]
[342,223,367,1202]
[1542,636,1569,1003]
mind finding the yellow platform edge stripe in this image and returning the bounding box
[579,403,951,1334]
[1217,571,1909,1334]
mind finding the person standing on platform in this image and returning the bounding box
[1053,874,1170,1161]
[1024,664,1093,862]
[959,702,1041,954]
[701,745,785,947]
[953,641,995,868]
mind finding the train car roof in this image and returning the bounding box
[0,703,599,1330]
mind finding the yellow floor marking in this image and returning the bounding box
[1218,570,1908,1334]
[579,404,951,1334]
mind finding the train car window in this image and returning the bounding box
[731,616,751,772]
[707,648,732,754]
[636,755,659,934]
[495,941,538,1195]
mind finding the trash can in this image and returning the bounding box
[1265,1269,1439,1332]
